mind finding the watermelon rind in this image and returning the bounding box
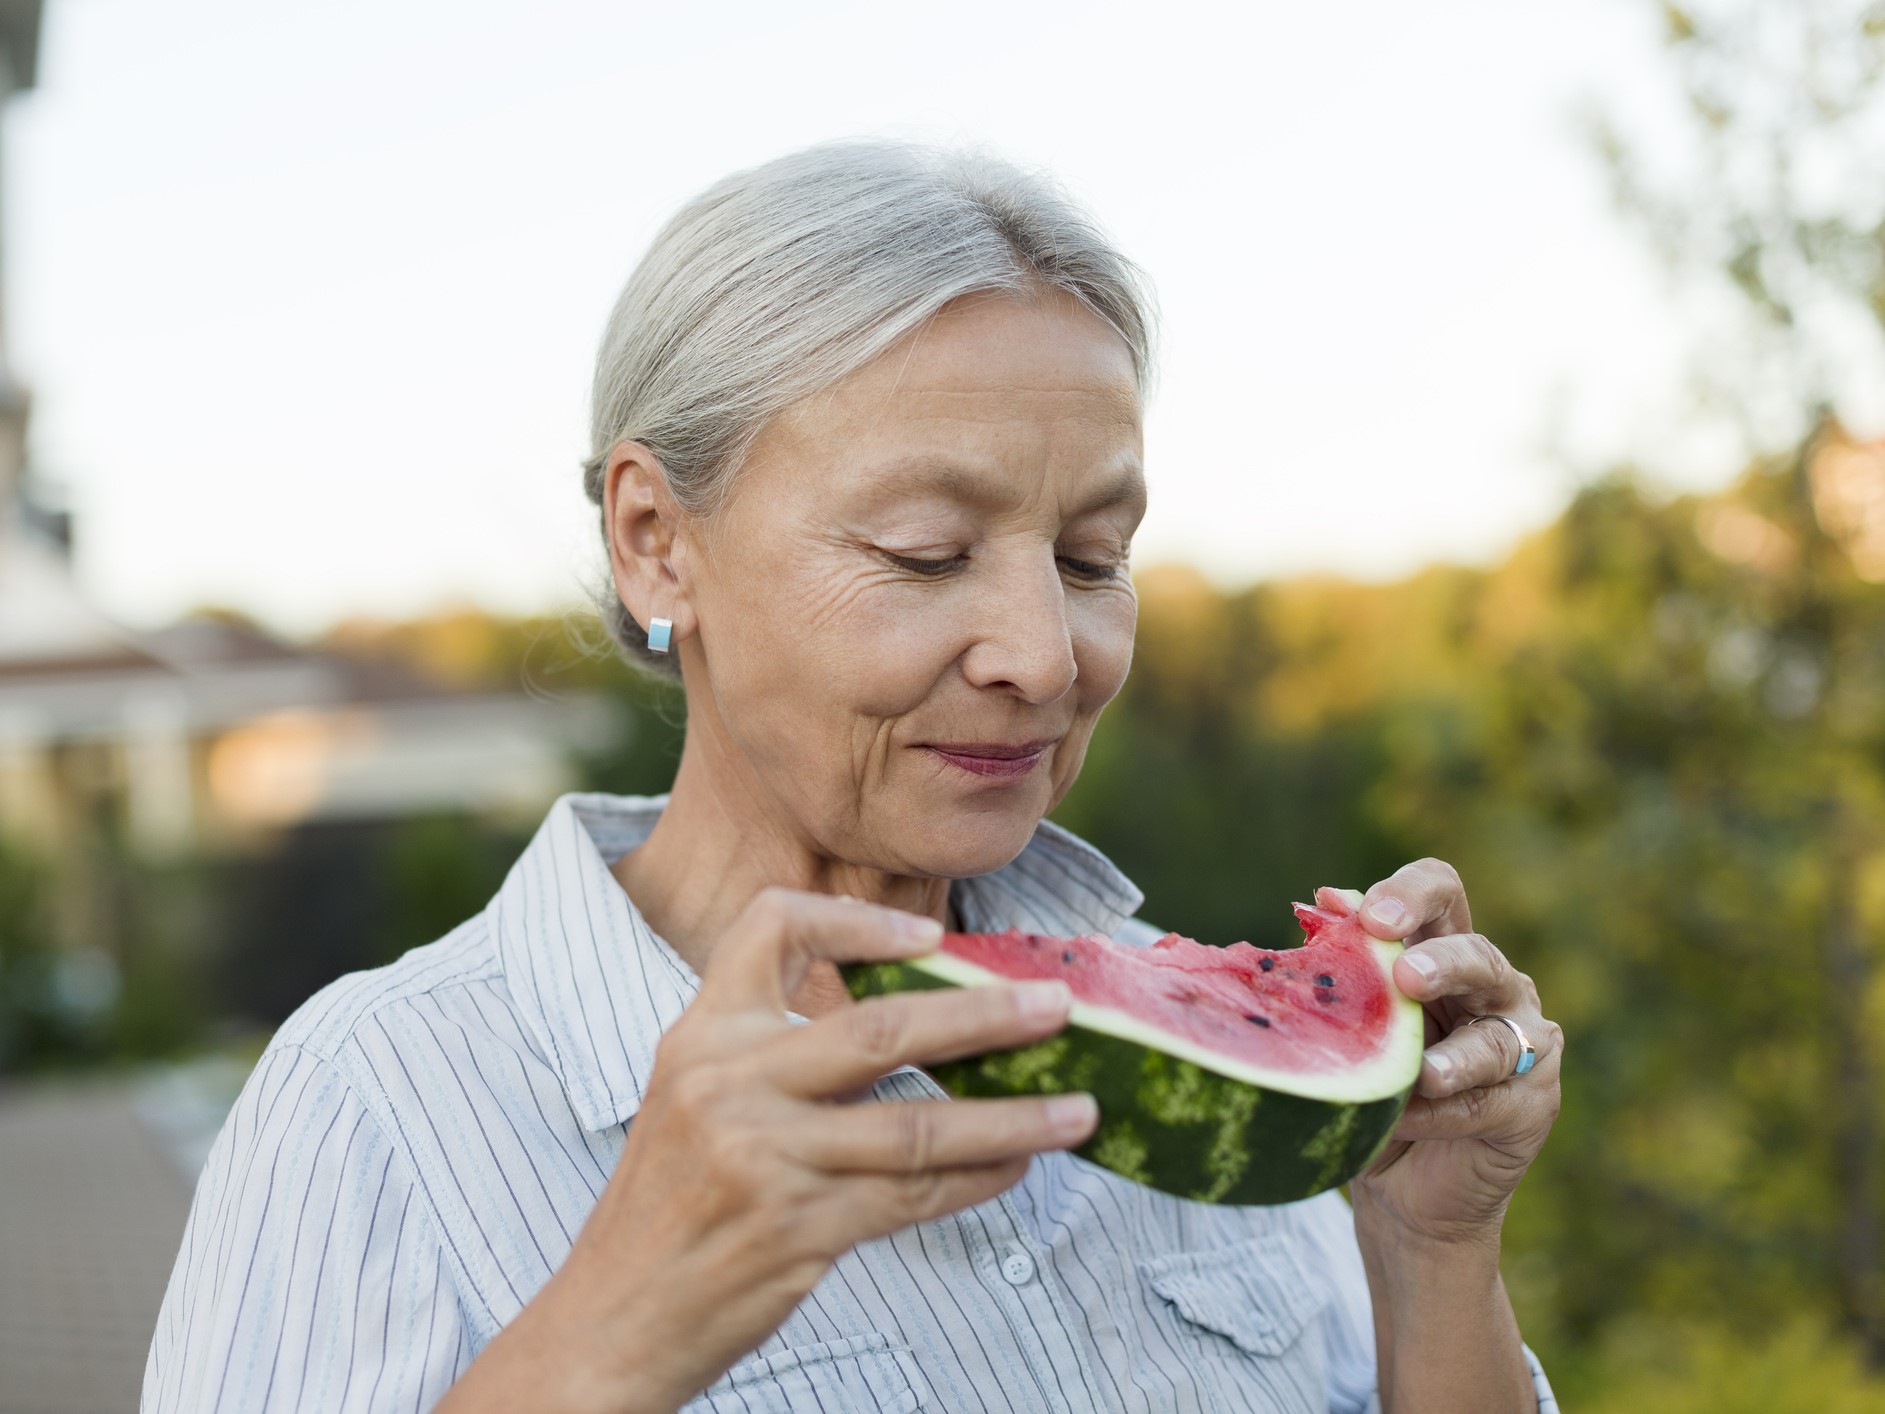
[843,899,1425,1206]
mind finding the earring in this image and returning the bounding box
[647,617,673,654]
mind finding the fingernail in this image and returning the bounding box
[1426,1050,1455,1085]
[1402,951,1438,983]
[1046,1093,1098,1134]
[1368,897,1409,930]
[1014,980,1071,1020]
[895,915,943,949]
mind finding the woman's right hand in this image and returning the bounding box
[438,887,1096,1414]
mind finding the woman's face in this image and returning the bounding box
[671,289,1144,879]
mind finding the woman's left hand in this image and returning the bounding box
[1348,858,1563,1249]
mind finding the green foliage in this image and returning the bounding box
[375,814,531,965]
[0,837,212,1070]
[1567,1314,1885,1413]
[0,839,65,1068]
[1052,569,1406,944]
[1081,10,1885,1391]
[573,673,689,800]
[1052,452,1885,1392]
[106,854,216,1062]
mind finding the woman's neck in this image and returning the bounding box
[608,735,952,1016]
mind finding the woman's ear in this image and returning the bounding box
[602,440,700,648]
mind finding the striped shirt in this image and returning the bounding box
[143,791,1558,1413]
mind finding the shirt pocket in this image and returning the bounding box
[680,1332,928,1414]
[1139,1232,1332,1413]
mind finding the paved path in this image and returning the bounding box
[0,1079,194,1414]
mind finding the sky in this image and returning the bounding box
[8,0,1739,632]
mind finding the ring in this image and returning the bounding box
[1468,1014,1536,1076]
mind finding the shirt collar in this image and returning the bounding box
[491,791,1145,1133]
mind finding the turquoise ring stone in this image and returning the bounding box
[1469,1014,1537,1077]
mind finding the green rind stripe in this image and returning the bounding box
[846,960,1414,1206]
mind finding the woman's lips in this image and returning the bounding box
[922,740,1057,780]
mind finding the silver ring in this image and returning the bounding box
[1468,1014,1536,1077]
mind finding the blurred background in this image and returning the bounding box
[3,0,1884,1409]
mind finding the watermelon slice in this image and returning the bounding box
[844,887,1425,1205]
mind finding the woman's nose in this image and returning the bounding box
[959,553,1079,703]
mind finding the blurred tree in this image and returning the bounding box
[0,839,63,1068]
[1059,459,1885,1399]
[1383,462,1885,1375]
[376,813,530,965]
[1052,566,1410,943]
[1590,1,1885,455]
[1588,0,1885,1366]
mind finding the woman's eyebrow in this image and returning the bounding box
[854,455,1010,508]
[855,456,1146,517]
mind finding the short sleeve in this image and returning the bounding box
[143,1044,471,1413]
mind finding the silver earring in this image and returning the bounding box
[647,617,673,654]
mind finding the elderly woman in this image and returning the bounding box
[145,142,1561,1413]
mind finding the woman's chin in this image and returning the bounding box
[891,800,1051,881]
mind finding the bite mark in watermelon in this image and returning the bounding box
[844,887,1425,1205]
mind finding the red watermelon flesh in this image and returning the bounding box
[938,887,1397,1078]
[845,885,1424,1202]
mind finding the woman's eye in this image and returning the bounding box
[885,551,965,577]
[1059,556,1121,582]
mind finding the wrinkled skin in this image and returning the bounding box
[1356,862,1563,1410]
[438,292,1560,1414]
[1361,861,1564,1244]
[605,290,1146,955]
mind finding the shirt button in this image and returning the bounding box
[1000,1249,1036,1286]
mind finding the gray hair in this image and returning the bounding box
[581,138,1158,679]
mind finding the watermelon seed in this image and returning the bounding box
[1259,957,1275,972]
[1061,950,1075,965]
[1243,1013,1272,1028]
[1315,974,1334,987]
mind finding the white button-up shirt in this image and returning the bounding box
[143,792,1557,1412]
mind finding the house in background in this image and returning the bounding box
[0,539,615,864]
[0,0,612,982]
[0,536,622,1013]
[0,410,616,975]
